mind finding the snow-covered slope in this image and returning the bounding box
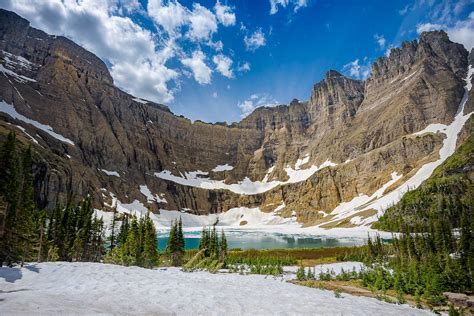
[0,262,432,315]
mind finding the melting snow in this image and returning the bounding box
[0,64,36,83]
[155,160,337,195]
[294,153,310,169]
[413,123,448,136]
[0,262,432,315]
[132,98,148,104]
[99,169,120,177]
[0,101,75,145]
[212,164,234,172]
[139,184,167,204]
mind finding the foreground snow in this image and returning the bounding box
[0,262,432,315]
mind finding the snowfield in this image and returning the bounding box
[0,262,433,315]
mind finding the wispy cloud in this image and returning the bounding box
[343,58,371,80]
[244,29,266,51]
[238,93,279,117]
[213,54,234,78]
[374,34,386,49]
[269,0,308,15]
[181,50,212,85]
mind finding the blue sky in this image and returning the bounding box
[2,0,474,123]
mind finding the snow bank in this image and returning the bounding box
[0,101,75,145]
[283,261,364,276]
[155,159,337,195]
[99,169,120,177]
[139,184,167,204]
[294,153,310,169]
[132,97,148,104]
[212,163,234,172]
[157,206,298,228]
[0,262,432,315]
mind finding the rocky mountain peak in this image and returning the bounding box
[325,69,343,79]
[370,29,467,84]
[309,69,364,112]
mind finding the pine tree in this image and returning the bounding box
[166,219,183,266]
[219,229,227,262]
[177,217,185,252]
[109,206,118,251]
[117,214,130,247]
[141,213,158,268]
[122,216,140,266]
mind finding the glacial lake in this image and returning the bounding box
[157,229,369,250]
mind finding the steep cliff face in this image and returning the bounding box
[0,9,472,228]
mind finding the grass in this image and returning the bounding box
[182,245,364,267]
[292,279,432,310]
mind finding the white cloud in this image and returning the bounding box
[147,0,188,34]
[416,22,445,33]
[414,1,474,51]
[448,12,474,50]
[294,0,308,12]
[269,0,307,14]
[112,57,178,102]
[212,92,218,98]
[188,3,218,41]
[238,93,279,117]
[214,1,236,26]
[2,0,178,103]
[416,13,474,51]
[238,62,251,72]
[148,1,224,41]
[374,34,386,49]
[270,0,289,14]
[244,29,266,51]
[208,40,224,51]
[343,59,371,80]
[212,54,233,78]
[181,50,212,85]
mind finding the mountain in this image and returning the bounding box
[0,8,473,228]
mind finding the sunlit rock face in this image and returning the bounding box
[0,8,472,227]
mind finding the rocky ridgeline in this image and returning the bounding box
[0,9,472,226]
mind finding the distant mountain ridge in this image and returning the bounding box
[0,8,473,228]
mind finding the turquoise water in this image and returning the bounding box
[157,230,367,251]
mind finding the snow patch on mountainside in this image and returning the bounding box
[132,97,147,104]
[139,185,167,204]
[413,123,448,136]
[212,164,234,172]
[0,64,36,83]
[0,101,75,145]
[99,169,120,177]
[294,153,310,169]
[155,159,337,195]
